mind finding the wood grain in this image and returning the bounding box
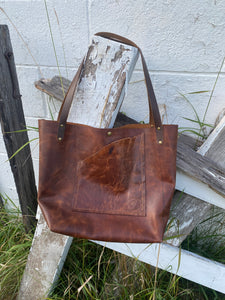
[0,25,37,231]
[166,118,225,245]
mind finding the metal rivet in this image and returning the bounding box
[60,124,64,127]
[107,131,112,136]
[158,140,162,144]
[58,137,62,141]
[157,126,161,130]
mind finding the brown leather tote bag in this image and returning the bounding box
[38,33,178,243]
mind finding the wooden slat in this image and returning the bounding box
[177,138,225,197]
[35,76,70,102]
[95,241,225,294]
[176,170,225,208]
[202,125,225,167]
[0,194,3,209]
[18,35,139,300]
[165,191,211,246]
[0,25,37,231]
[166,116,225,245]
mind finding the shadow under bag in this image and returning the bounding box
[38,32,178,243]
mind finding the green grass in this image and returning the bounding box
[0,197,33,300]
[47,236,225,300]
[1,198,225,299]
[182,208,225,264]
[47,239,194,300]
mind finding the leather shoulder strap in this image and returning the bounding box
[57,58,85,140]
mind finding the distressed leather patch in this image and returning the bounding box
[73,133,146,216]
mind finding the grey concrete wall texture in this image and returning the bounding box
[0,0,225,207]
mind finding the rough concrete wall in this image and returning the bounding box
[0,0,225,207]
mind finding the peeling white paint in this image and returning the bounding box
[34,222,45,238]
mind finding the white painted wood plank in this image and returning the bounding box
[175,115,225,209]
[176,170,225,209]
[18,211,73,298]
[95,241,225,294]
[166,115,225,246]
[199,115,225,156]
[166,192,211,247]
[18,36,139,300]
[178,113,225,209]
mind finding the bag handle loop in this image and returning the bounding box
[57,32,163,143]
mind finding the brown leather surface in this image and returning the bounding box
[73,134,145,216]
[38,120,178,243]
[38,32,178,243]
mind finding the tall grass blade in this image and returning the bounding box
[178,129,205,138]
[6,137,39,162]
[6,125,39,134]
[203,55,225,123]
[187,90,210,94]
[183,117,213,128]
[54,8,68,78]
[44,0,65,98]
[47,97,55,120]
[179,92,201,126]
[0,198,33,299]
[0,7,43,77]
[153,244,161,300]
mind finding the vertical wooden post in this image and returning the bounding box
[0,25,37,231]
[0,194,3,209]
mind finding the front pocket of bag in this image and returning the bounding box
[72,133,146,216]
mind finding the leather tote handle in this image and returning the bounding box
[57,33,163,142]
[57,58,85,140]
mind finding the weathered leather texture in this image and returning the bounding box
[38,120,178,242]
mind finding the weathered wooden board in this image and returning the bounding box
[0,25,37,231]
[95,241,225,294]
[165,116,225,245]
[175,117,225,211]
[165,191,211,246]
[18,35,139,299]
[177,139,225,196]
[0,194,3,209]
[201,118,225,167]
